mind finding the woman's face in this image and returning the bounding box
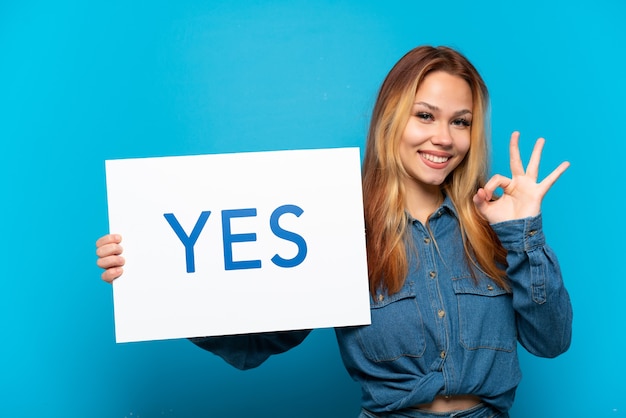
[399,71,473,194]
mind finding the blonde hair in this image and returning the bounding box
[362,45,508,295]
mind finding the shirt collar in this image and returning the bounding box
[405,194,458,223]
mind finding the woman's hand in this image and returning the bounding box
[95,234,125,283]
[473,131,569,224]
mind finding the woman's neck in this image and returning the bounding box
[404,181,444,225]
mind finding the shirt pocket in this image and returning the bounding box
[355,284,426,362]
[452,276,516,352]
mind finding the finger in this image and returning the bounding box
[96,242,124,258]
[97,255,126,270]
[482,174,511,197]
[472,188,489,209]
[509,132,524,176]
[96,234,122,248]
[525,137,546,180]
[539,161,570,192]
[102,267,123,283]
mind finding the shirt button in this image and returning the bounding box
[487,285,494,291]
[423,237,431,244]
[438,309,445,318]
[440,350,446,359]
[378,294,384,302]
[429,271,437,279]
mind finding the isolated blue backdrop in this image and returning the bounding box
[1,1,624,417]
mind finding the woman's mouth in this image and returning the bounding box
[419,152,450,164]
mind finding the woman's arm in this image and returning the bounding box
[474,132,572,357]
[492,215,572,357]
[95,233,311,368]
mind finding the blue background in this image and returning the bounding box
[1,1,624,417]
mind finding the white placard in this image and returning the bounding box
[105,147,371,343]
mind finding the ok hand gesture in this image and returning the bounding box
[472,131,569,225]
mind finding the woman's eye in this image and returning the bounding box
[452,118,471,127]
[416,112,433,121]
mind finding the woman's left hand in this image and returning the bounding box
[472,131,569,224]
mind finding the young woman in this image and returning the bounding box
[96,45,572,417]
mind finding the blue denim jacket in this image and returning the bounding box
[192,197,572,414]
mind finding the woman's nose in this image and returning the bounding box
[431,124,453,147]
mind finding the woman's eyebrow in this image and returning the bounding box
[414,101,438,111]
[453,109,472,117]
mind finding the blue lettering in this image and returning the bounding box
[222,208,262,270]
[163,211,211,273]
[270,204,307,268]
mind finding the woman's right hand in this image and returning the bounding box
[96,234,125,283]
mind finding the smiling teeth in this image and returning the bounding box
[421,153,449,163]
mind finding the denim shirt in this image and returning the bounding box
[191,197,572,414]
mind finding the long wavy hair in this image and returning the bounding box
[362,45,508,296]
